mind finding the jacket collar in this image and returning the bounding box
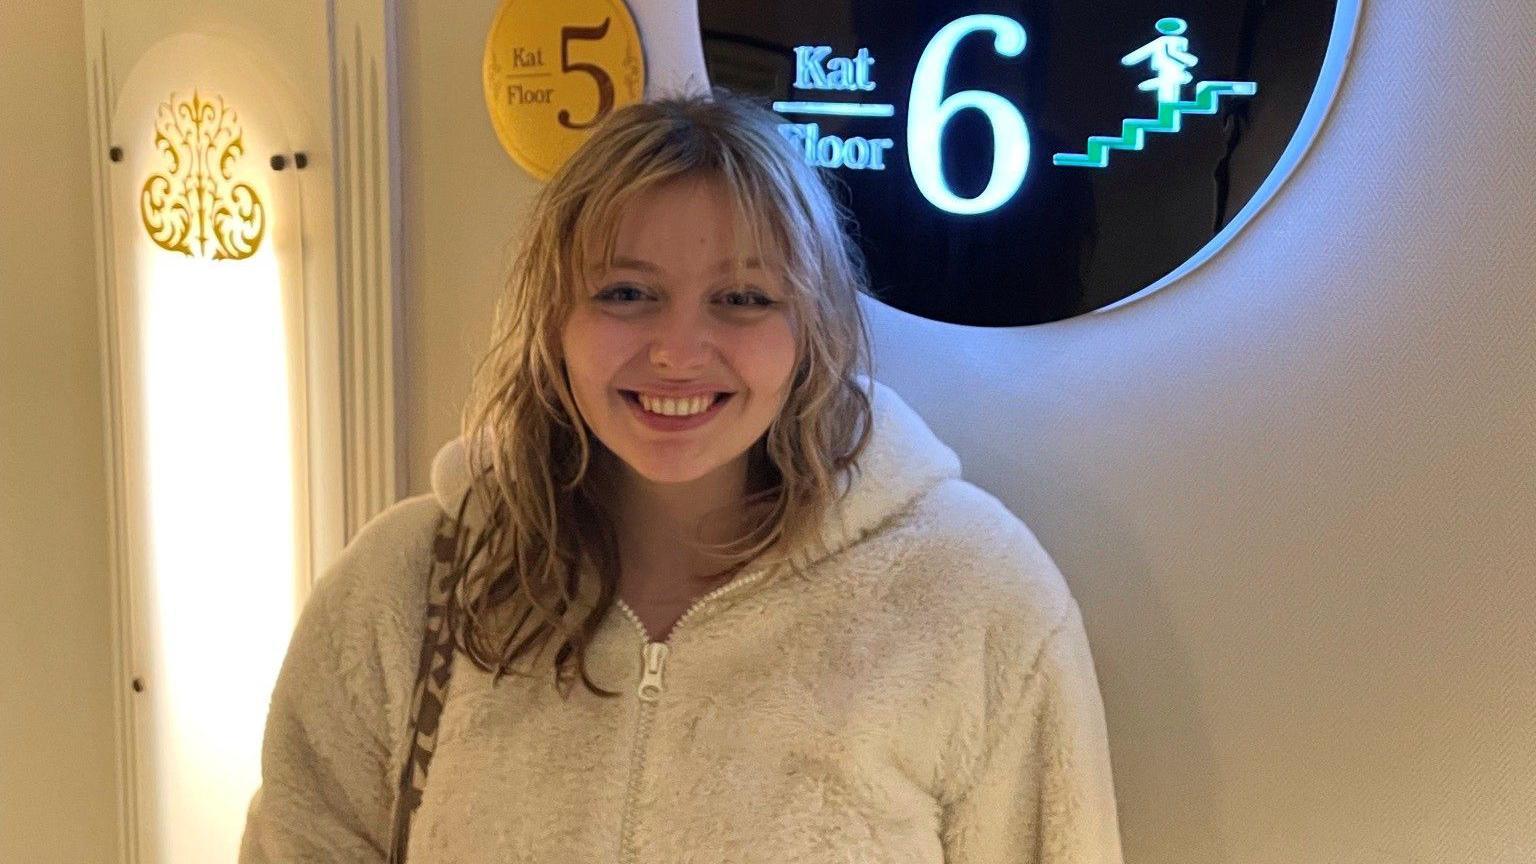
[429,376,962,572]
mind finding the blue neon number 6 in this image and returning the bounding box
[907,15,1030,215]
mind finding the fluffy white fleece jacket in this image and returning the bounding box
[240,379,1125,863]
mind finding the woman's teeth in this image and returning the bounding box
[637,393,717,416]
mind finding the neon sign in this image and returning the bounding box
[703,0,1358,325]
[1054,18,1256,168]
[775,15,1256,214]
[777,45,896,172]
[907,15,1030,215]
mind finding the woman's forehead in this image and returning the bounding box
[586,204,786,272]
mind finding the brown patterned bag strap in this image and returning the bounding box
[386,511,467,863]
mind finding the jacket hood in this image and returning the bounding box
[429,376,962,573]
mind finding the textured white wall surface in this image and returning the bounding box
[403,2,1535,862]
[864,3,1536,862]
[0,4,120,862]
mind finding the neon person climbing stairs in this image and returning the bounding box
[1054,17,1257,169]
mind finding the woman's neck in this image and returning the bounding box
[599,446,769,601]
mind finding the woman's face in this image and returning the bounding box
[560,174,798,490]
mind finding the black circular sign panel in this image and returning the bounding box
[699,1,1357,326]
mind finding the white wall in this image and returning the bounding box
[398,0,531,483]
[868,1,1536,859]
[0,3,121,861]
[400,1,1536,863]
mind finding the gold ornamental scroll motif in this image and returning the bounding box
[139,90,266,260]
[482,0,646,180]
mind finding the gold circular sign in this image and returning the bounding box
[482,0,646,181]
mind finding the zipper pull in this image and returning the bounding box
[638,642,668,702]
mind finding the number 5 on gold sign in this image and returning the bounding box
[482,0,647,180]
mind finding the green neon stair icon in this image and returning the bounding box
[1054,80,1258,169]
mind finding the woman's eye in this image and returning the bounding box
[595,285,777,308]
[723,289,777,308]
[596,284,647,302]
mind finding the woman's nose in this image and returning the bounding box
[647,304,717,369]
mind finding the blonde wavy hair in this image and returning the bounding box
[448,87,879,699]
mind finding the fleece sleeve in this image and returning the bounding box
[238,558,397,863]
[940,604,1126,864]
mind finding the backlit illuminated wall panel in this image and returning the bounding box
[108,32,309,864]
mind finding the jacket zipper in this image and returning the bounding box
[613,564,776,864]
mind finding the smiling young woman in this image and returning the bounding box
[559,172,802,638]
[241,88,1124,864]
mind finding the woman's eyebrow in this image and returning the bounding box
[604,256,766,274]
[607,256,663,273]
